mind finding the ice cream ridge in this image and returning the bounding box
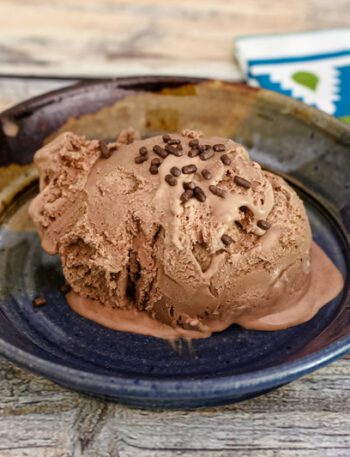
[29,128,344,339]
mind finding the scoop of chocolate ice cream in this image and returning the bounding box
[29,129,314,337]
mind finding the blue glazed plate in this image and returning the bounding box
[0,77,349,408]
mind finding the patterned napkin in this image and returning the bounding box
[235,29,350,124]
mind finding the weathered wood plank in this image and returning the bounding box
[0,0,349,80]
[1,357,350,456]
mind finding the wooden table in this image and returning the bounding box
[1,1,350,455]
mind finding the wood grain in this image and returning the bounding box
[1,357,350,457]
[0,0,349,80]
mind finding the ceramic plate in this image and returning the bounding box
[0,77,349,408]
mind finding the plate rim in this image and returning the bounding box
[1,329,350,402]
[1,75,350,406]
[2,75,349,141]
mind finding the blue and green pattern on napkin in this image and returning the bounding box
[235,29,350,124]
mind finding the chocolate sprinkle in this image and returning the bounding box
[99,140,112,159]
[188,148,200,158]
[182,164,197,174]
[199,150,214,161]
[165,174,177,186]
[32,295,47,307]
[209,185,226,198]
[183,181,196,190]
[165,144,183,157]
[162,134,171,143]
[170,166,181,177]
[220,154,231,165]
[213,143,226,152]
[189,139,199,148]
[153,145,168,158]
[201,169,212,180]
[139,146,148,156]
[199,144,211,152]
[221,234,233,246]
[180,189,194,202]
[168,139,181,145]
[151,157,162,166]
[134,155,148,164]
[257,220,271,230]
[194,186,206,202]
[234,175,252,189]
[149,165,159,175]
[60,282,71,294]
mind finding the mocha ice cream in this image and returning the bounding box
[29,129,344,338]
